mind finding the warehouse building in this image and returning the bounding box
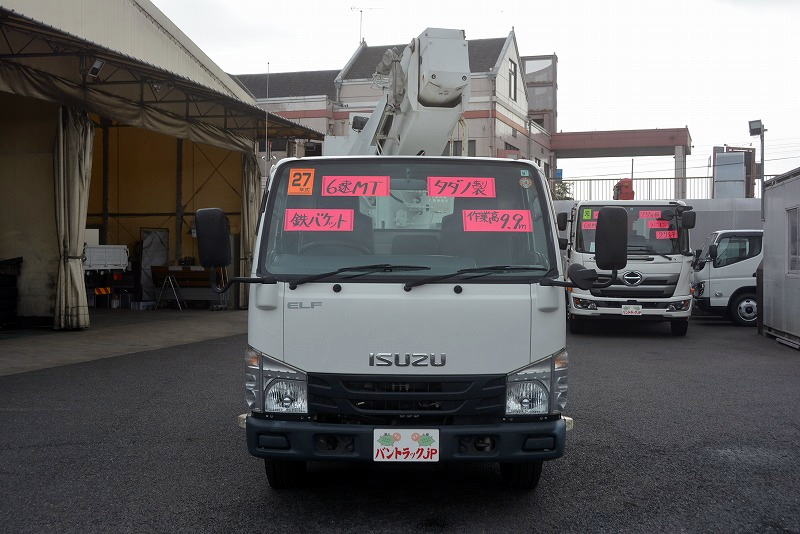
[0,0,320,328]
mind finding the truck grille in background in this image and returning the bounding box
[307,374,506,424]
[591,273,679,299]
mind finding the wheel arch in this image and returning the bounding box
[728,286,757,308]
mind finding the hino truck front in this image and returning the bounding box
[195,156,627,491]
[560,200,696,336]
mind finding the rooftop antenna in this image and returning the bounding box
[350,6,382,44]
[265,61,270,160]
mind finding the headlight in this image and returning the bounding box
[506,348,568,415]
[245,346,308,413]
[667,299,692,312]
[572,296,597,310]
[265,379,308,413]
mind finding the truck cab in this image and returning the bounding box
[195,155,628,491]
[560,200,696,336]
[692,229,763,326]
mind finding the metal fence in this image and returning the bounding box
[552,176,763,201]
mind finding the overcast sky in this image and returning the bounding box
[152,0,800,179]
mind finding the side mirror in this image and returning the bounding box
[681,210,696,229]
[567,263,598,291]
[708,244,718,261]
[195,208,232,268]
[556,212,569,232]
[595,207,628,271]
[558,237,568,250]
[694,248,702,258]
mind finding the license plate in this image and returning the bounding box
[373,429,440,462]
[622,304,643,316]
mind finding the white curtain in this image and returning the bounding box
[54,107,93,329]
[239,151,261,308]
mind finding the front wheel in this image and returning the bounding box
[730,292,758,327]
[264,459,306,489]
[670,319,689,337]
[499,461,543,490]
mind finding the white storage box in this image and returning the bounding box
[83,245,129,271]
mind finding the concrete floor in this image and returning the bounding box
[0,317,798,531]
[0,308,247,376]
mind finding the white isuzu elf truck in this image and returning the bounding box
[193,28,628,492]
[558,200,696,336]
[195,156,627,491]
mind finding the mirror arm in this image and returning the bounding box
[213,276,274,294]
[540,277,574,288]
[591,269,617,289]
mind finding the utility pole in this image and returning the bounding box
[749,120,766,221]
[265,61,270,161]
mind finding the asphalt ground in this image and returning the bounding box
[1,318,799,533]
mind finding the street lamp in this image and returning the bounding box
[749,120,766,221]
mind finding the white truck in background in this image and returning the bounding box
[691,229,763,326]
[558,200,696,336]
[194,28,628,492]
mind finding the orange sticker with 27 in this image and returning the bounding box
[288,168,315,195]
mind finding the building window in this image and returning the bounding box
[789,207,800,272]
[509,60,517,101]
[443,140,476,156]
[504,142,519,151]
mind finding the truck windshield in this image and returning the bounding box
[575,205,688,255]
[257,158,555,282]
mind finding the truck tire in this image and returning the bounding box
[500,461,543,490]
[264,459,306,489]
[670,319,689,337]
[568,316,584,334]
[730,292,757,327]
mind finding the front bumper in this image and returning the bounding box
[570,294,692,319]
[246,415,566,463]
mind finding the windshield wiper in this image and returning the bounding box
[627,245,672,261]
[288,264,429,289]
[404,265,547,291]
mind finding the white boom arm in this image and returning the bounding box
[324,28,471,157]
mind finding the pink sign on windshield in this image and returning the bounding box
[582,221,597,230]
[322,176,390,196]
[639,210,662,219]
[427,177,496,197]
[284,209,354,231]
[647,220,671,229]
[462,209,532,232]
[656,230,678,239]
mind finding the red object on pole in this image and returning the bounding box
[613,178,635,200]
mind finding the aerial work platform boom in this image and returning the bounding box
[323,28,471,157]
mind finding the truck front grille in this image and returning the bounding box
[307,373,506,425]
[591,273,679,299]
